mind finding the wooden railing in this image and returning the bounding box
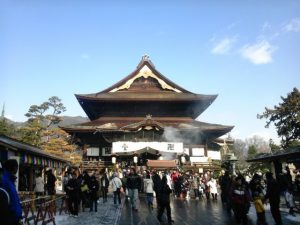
[20,195,67,225]
[81,160,113,170]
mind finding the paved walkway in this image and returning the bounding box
[55,194,300,225]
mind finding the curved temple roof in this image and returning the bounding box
[75,56,218,120]
[61,116,234,141]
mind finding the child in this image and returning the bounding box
[285,187,296,216]
[253,191,268,225]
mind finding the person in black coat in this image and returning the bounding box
[100,172,109,203]
[127,168,142,211]
[89,176,99,212]
[152,170,162,203]
[157,176,174,224]
[66,172,80,217]
[265,172,282,225]
[46,169,57,195]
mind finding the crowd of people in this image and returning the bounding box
[0,158,300,225]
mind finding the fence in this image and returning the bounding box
[20,194,67,225]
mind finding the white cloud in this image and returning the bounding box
[240,40,277,65]
[211,37,237,55]
[284,18,300,32]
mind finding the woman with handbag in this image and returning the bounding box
[112,172,122,205]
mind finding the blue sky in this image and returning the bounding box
[1,0,300,143]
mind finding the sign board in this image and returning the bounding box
[112,142,183,154]
[87,147,99,156]
[190,156,208,163]
[192,148,205,156]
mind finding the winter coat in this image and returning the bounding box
[158,183,172,204]
[207,179,218,194]
[1,170,22,220]
[265,178,280,205]
[112,177,122,192]
[231,184,250,206]
[144,178,154,193]
[127,173,141,190]
[100,174,109,189]
[89,179,100,200]
[254,197,265,213]
[66,178,80,198]
[46,173,56,194]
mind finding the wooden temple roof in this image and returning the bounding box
[61,116,234,138]
[75,56,217,120]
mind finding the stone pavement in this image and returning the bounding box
[55,194,300,225]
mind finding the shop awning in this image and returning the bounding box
[147,160,177,168]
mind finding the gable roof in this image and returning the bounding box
[101,55,190,93]
[75,56,218,120]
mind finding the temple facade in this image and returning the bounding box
[62,56,234,172]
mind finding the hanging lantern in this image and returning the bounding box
[199,168,203,174]
[181,155,186,164]
[133,156,138,164]
[112,156,117,164]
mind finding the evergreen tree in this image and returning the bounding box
[258,87,300,148]
[20,96,81,164]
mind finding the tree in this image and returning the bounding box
[232,136,271,174]
[258,87,300,148]
[269,139,281,153]
[247,145,257,158]
[20,96,81,164]
[41,128,81,165]
[232,139,248,171]
[25,96,66,128]
[247,144,271,175]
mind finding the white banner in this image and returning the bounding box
[192,148,205,156]
[207,150,221,160]
[112,142,183,154]
[190,156,208,163]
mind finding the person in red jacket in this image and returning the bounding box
[230,175,250,225]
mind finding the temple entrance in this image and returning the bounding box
[138,151,159,166]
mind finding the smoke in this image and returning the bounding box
[162,126,204,145]
[160,152,177,160]
[162,127,184,142]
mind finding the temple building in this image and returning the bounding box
[62,55,234,172]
